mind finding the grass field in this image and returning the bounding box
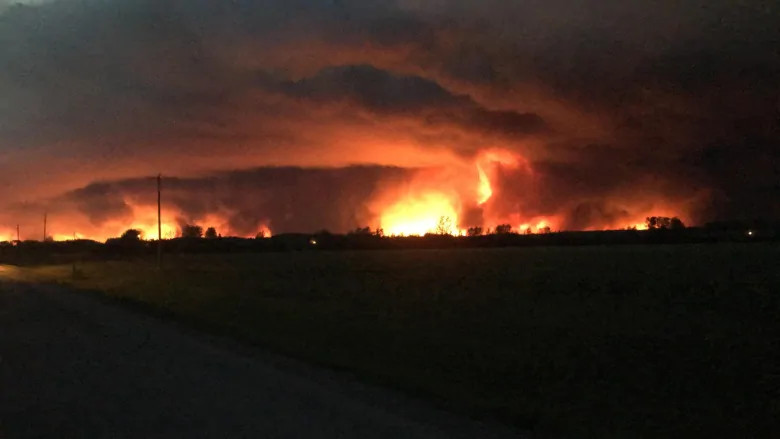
[7,244,779,437]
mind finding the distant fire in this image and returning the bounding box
[476,164,492,205]
[476,150,522,206]
[0,204,273,243]
[52,232,85,242]
[373,150,552,236]
[134,222,178,241]
[364,149,690,237]
[0,148,690,242]
[380,192,460,236]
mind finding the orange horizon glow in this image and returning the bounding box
[0,203,274,243]
[379,192,461,236]
[0,148,690,242]
[52,232,85,241]
[476,163,492,205]
[133,222,178,241]
[375,149,545,236]
[0,218,682,242]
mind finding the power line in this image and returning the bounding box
[157,174,162,270]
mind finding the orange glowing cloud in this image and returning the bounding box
[475,149,527,206]
[1,0,776,238]
[476,164,492,205]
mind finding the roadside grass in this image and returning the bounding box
[8,244,779,437]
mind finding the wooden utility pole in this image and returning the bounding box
[16,224,20,242]
[157,174,162,270]
[43,212,47,242]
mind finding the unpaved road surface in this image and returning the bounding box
[0,281,522,438]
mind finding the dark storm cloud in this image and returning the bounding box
[0,0,778,230]
[266,65,547,138]
[59,166,413,234]
[0,0,230,147]
[272,65,464,112]
[687,138,780,221]
[66,183,135,226]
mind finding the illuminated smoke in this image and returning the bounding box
[0,153,699,241]
[0,0,777,240]
[476,164,492,206]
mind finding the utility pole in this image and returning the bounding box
[43,212,47,242]
[16,224,20,242]
[157,174,162,270]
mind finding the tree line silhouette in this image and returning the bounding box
[2,216,777,266]
[96,214,690,247]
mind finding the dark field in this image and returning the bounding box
[11,244,780,437]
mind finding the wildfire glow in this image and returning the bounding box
[380,192,460,236]
[375,150,547,236]
[255,225,273,238]
[23,201,276,242]
[52,232,84,241]
[477,163,492,205]
[474,149,525,206]
[1,146,688,240]
[134,222,178,240]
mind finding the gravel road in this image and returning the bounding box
[0,280,522,438]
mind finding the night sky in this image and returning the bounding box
[1,0,777,239]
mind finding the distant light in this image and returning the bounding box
[747,230,754,236]
[309,238,317,245]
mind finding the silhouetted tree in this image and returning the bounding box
[106,228,144,252]
[670,217,685,230]
[374,228,384,237]
[646,216,685,230]
[181,224,203,238]
[467,226,483,236]
[349,226,372,235]
[256,230,267,239]
[539,226,552,234]
[646,217,665,229]
[204,227,218,239]
[436,216,454,235]
[495,224,512,234]
[120,229,142,241]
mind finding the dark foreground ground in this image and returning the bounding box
[4,244,780,437]
[0,282,520,438]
